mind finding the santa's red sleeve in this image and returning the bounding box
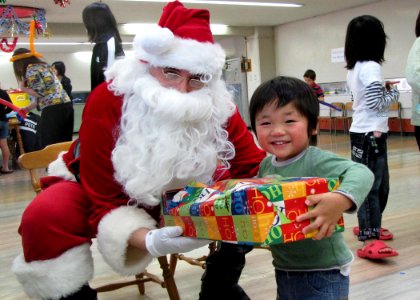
[217,109,266,180]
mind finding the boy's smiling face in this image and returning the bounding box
[255,101,315,161]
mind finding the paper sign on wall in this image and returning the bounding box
[331,47,344,63]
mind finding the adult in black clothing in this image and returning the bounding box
[83,2,125,91]
[0,84,13,173]
[52,61,73,102]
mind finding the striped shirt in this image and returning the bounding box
[347,61,399,133]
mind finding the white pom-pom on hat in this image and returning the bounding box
[134,25,174,58]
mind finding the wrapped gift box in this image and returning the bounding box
[161,177,344,246]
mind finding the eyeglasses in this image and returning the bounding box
[161,68,212,90]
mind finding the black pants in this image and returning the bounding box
[199,242,252,300]
[40,102,74,148]
[350,132,389,241]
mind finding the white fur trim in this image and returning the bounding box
[97,206,158,276]
[47,152,77,182]
[12,243,93,300]
[134,29,225,76]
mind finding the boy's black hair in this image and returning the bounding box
[303,69,316,80]
[344,15,387,70]
[415,10,420,38]
[249,76,319,145]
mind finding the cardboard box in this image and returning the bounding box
[161,177,344,246]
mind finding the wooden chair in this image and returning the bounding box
[18,141,73,193]
[18,141,180,300]
[388,102,403,136]
[95,256,179,299]
[169,242,270,278]
[169,242,217,273]
[328,102,345,135]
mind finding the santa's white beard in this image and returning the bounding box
[108,60,236,206]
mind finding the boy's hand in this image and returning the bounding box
[296,192,353,240]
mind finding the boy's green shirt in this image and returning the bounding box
[258,146,374,270]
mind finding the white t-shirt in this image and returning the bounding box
[347,61,388,133]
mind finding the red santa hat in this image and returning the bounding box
[133,0,226,77]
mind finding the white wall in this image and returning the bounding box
[246,27,276,95]
[274,0,419,83]
[218,36,247,59]
[245,32,262,98]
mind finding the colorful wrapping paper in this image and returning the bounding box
[161,177,344,246]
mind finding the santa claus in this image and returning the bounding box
[12,1,266,299]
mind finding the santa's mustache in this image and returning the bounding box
[132,74,214,122]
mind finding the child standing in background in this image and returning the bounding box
[249,76,374,299]
[303,69,325,101]
[83,2,125,91]
[345,15,400,260]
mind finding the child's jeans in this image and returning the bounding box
[350,132,389,241]
[275,269,349,300]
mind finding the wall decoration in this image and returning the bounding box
[0,36,17,52]
[0,5,46,37]
[0,5,48,54]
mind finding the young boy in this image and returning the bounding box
[249,76,374,299]
[303,69,325,101]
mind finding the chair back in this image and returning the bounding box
[18,141,73,193]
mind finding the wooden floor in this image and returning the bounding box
[1,133,419,300]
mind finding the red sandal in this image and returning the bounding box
[357,240,398,259]
[353,226,393,240]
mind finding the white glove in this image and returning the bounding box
[145,226,210,257]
